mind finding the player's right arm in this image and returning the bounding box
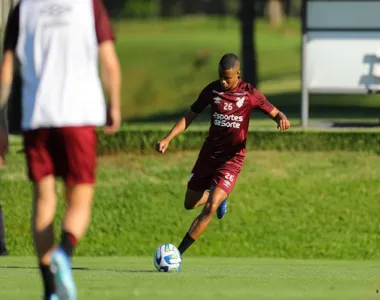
[156,111,198,153]
[156,84,212,153]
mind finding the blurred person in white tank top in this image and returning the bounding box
[0,1,121,299]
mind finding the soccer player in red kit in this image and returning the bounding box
[156,53,290,256]
[0,0,121,299]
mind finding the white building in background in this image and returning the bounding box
[301,0,380,127]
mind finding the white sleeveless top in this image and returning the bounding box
[16,0,106,130]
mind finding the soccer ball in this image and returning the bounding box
[153,243,182,272]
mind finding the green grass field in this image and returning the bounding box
[2,138,380,299]
[2,16,380,300]
[113,17,380,127]
[0,257,379,300]
[2,147,380,259]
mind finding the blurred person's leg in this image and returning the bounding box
[0,204,8,256]
[0,109,8,166]
[0,101,9,256]
[24,128,57,299]
[51,126,97,300]
[32,176,57,299]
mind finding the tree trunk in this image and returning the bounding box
[267,0,284,28]
[239,0,258,87]
[284,0,291,17]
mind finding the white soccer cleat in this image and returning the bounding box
[51,248,77,300]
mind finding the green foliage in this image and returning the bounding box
[124,0,159,19]
[97,128,380,154]
[113,18,380,126]
[2,149,380,259]
[114,18,302,121]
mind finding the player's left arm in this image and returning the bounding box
[268,107,290,132]
[0,4,18,112]
[0,4,19,165]
[252,88,290,132]
[0,50,14,166]
[0,51,14,112]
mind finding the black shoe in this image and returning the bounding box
[0,248,9,256]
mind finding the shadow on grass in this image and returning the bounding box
[332,122,380,128]
[0,265,156,273]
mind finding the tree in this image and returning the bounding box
[239,0,258,87]
[284,0,291,17]
[267,0,284,28]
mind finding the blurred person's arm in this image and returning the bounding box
[1,4,18,121]
[99,41,121,134]
[0,51,14,164]
[94,0,121,134]
[0,5,19,166]
[0,51,14,112]
[0,52,14,166]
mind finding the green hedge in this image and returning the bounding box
[97,129,380,155]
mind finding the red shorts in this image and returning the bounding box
[187,152,244,195]
[23,126,97,186]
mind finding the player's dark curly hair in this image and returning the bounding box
[219,53,240,70]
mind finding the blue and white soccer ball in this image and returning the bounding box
[153,243,182,272]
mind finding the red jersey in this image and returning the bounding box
[191,79,274,157]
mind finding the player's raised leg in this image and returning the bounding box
[214,167,239,220]
[185,187,228,218]
[185,166,214,210]
[216,196,228,219]
[178,187,228,254]
[184,188,209,210]
[32,175,58,300]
